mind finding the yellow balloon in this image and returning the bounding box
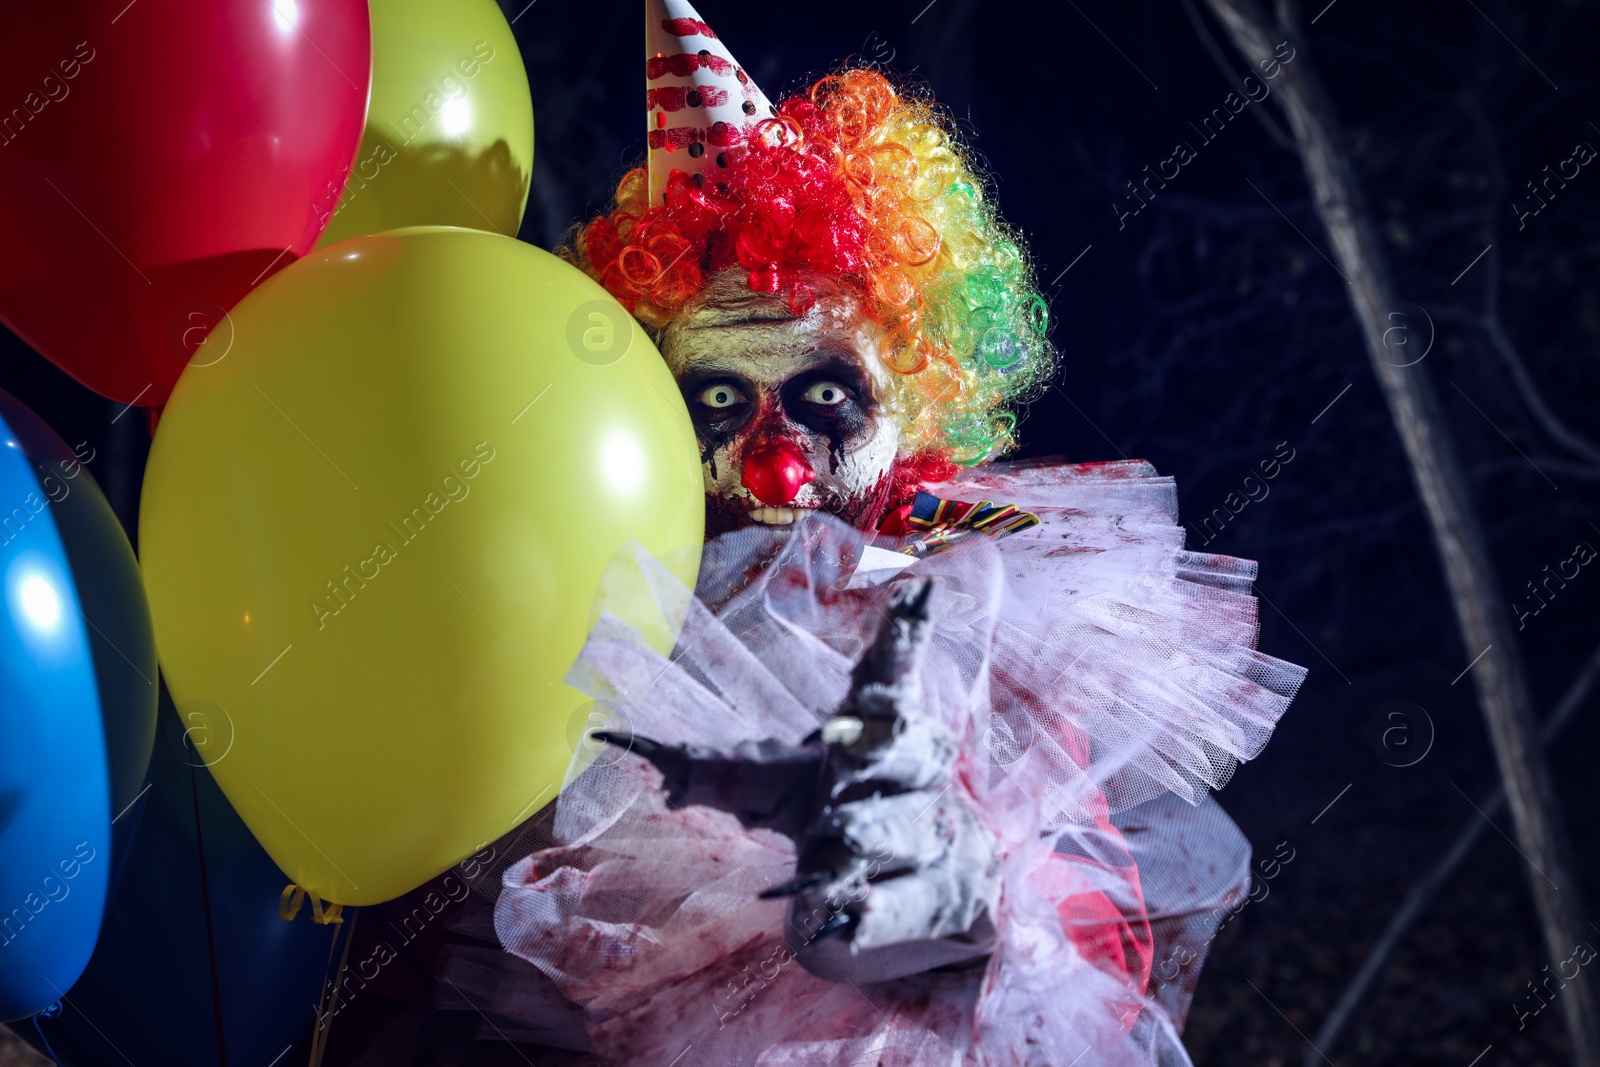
[316,0,535,248]
[140,227,703,905]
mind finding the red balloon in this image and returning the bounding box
[0,1,371,406]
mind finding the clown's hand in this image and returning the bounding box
[770,767,1001,982]
[594,578,1001,984]
[587,730,826,840]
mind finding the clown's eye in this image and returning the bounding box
[802,380,850,406]
[697,383,747,410]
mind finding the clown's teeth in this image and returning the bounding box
[749,507,799,525]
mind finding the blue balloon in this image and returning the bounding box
[0,397,116,1022]
[0,392,158,893]
[26,691,345,1066]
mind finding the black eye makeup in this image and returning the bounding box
[675,353,876,452]
[782,360,871,441]
[680,372,755,443]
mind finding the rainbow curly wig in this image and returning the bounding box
[563,69,1054,464]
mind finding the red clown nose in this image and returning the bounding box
[741,442,815,506]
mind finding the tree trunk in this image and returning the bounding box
[1198,1,1600,1064]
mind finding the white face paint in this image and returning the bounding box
[660,269,904,535]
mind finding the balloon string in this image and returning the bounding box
[279,884,344,925]
[190,763,231,1067]
[30,1014,62,1065]
[309,907,360,1067]
[308,922,339,1067]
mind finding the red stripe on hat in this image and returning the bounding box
[648,126,706,151]
[648,86,688,111]
[646,85,732,112]
[707,120,745,147]
[662,17,717,38]
[647,52,733,80]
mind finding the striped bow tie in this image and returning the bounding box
[893,491,1041,558]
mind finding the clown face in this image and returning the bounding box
[659,269,904,536]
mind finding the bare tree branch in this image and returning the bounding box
[1198,1,1600,1064]
[1311,640,1600,1059]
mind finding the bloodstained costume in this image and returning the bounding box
[336,3,1305,1064]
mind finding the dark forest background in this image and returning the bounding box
[3,1,1599,1064]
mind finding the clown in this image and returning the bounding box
[567,5,1055,541]
[341,3,1305,1064]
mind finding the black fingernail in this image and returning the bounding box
[591,729,661,757]
[810,910,856,943]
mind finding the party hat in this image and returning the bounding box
[646,0,774,203]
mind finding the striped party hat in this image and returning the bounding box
[646,0,775,203]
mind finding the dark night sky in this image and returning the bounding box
[2,2,1598,1063]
